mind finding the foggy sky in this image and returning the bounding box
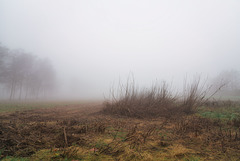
[0,0,240,99]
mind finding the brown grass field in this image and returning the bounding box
[0,101,240,161]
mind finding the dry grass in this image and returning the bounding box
[103,81,177,118]
[102,77,213,118]
[1,103,240,160]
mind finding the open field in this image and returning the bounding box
[0,101,101,113]
[0,101,240,161]
[1,1,240,160]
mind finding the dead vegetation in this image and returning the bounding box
[103,81,177,118]
[0,103,240,160]
[102,78,215,118]
[0,104,104,158]
[173,116,240,155]
[0,82,240,160]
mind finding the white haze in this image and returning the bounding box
[0,0,240,100]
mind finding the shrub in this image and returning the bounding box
[102,77,216,118]
[103,81,177,118]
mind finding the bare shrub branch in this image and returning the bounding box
[102,75,225,118]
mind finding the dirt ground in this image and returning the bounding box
[0,103,103,156]
[0,103,240,160]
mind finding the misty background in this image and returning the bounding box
[0,0,240,100]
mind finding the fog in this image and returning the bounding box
[0,0,240,100]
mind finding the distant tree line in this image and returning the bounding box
[212,70,240,91]
[0,43,56,101]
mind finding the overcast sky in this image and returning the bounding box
[0,0,240,99]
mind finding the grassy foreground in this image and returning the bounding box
[0,101,240,161]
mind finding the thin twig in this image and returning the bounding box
[63,127,68,147]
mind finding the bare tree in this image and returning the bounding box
[0,43,57,101]
[212,70,240,97]
[0,44,9,98]
[4,50,33,100]
[27,58,56,99]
